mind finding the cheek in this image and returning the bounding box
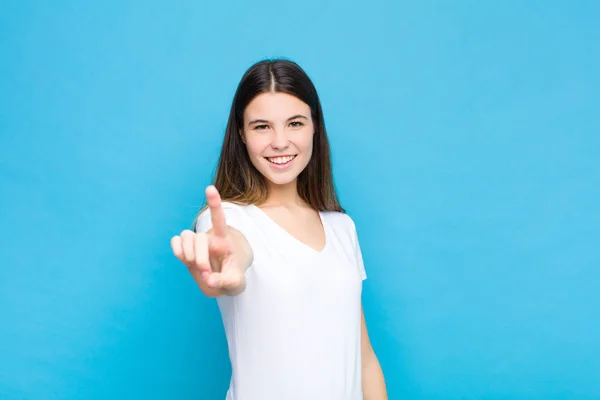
[246,143,261,158]
[244,137,267,158]
[298,132,314,153]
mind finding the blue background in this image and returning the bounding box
[1,1,599,399]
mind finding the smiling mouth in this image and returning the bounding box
[265,155,297,165]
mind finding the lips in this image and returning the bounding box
[265,155,297,165]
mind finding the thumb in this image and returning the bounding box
[206,270,244,291]
[205,271,226,289]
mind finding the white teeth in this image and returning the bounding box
[267,155,295,165]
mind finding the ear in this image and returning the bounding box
[239,129,246,144]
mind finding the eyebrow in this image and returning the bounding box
[248,114,308,126]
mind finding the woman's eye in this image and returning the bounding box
[289,121,304,128]
[255,124,269,131]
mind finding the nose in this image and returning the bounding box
[270,127,289,150]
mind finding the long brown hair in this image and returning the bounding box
[194,59,344,227]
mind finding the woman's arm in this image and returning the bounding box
[361,306,388,399]
[196,225,253,297]
[172,186,254,298]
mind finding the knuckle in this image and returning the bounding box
[185,253,195,263]
[180,230,193,242]
[190,261,202,270]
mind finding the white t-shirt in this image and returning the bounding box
[195,202,367,400]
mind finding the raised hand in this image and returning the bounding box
[171,185,250,296]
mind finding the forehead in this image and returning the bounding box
[244,92,311,121]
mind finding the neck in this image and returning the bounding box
[263,180,305,208]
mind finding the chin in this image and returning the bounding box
[266,176,298,187]
[258,169,298,186]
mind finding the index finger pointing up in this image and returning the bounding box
[206,185,227,237]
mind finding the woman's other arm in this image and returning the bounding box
[361,306,388,399]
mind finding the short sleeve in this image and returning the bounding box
[349,216,367,281]
[194,202,249,236]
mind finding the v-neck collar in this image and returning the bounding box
[248,204,329,255]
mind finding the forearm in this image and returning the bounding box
[362,350,387,399]
[228,226,254,270]
[196,226,253,297]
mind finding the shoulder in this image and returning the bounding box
[195,201,253,233]
[200,201,252,216]
[321,210,357,233]
[322,211,365,275]
[219,201,252,214]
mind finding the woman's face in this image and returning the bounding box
[242,92,315,187]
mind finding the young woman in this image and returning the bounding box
[171,59,387,399]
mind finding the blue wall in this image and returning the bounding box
[1,1,599,399]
